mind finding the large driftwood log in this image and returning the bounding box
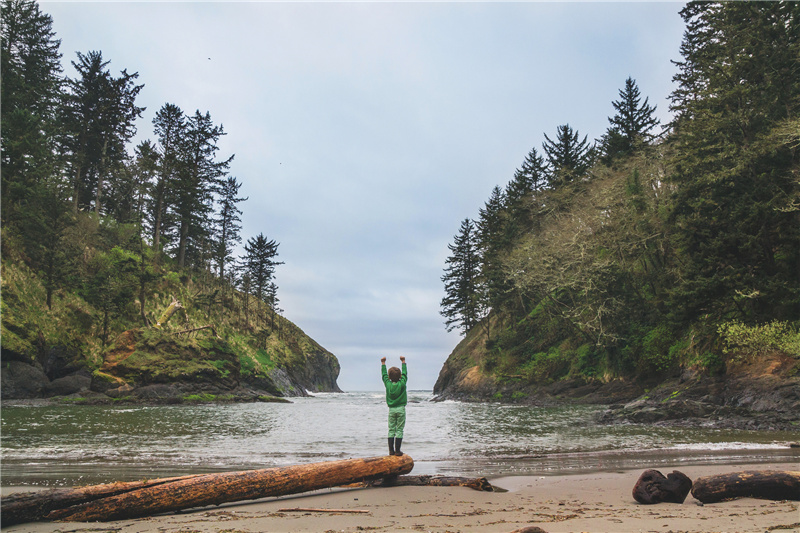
[1,475,197,527]
[632,469,692,504]
[691,470,800,503]
[5,455,413,525]
[368,474,498,492]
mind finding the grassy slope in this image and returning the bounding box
[1,251,340,396]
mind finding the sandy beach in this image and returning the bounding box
[3,462,799,533]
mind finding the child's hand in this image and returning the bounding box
[381,357,387,364]
[400,356,406,363]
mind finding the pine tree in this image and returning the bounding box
[150,103,186,256]
[505,147,547,239]
[668,1,800,323]
[542,124,595,186]
[242,233,282,304]
[600,77,660,164]
[0,0,63,222]
[60,50,144,215]
[214,176,247,279]
[174,110,232,270]
[440,218,483,334]
[476,186,509,318]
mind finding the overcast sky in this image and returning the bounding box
[41,1,686,391]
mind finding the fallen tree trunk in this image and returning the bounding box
[153,296,183,329]
[6,455,413,525]
[691,470,800,503]
[1,475,197,527]
[368,474,498,492]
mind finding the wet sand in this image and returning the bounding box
[3,462,798,532]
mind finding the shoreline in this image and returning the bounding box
[3,446,799,488]
[3,462,799,533]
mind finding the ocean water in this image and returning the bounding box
[1,391,797,487]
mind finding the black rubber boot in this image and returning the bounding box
[394,438,403,456]
[388,438,395,456]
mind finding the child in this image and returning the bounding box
[381,356,407,456]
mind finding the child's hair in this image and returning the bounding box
[388,366,401,382]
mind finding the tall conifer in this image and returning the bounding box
[440,218,483,334]
[600,77,660,164]
[542,124,594,186]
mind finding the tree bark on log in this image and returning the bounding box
[632,469,692,504]
[367,474,498,492]
[691,470,800,503]
[153,297,183,329]
[42,455,413,523]
[1,475,197,527]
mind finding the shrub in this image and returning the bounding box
[523,347,570,382]
[639,324,676,373]
[718,320,800,361]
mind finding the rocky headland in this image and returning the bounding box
[1,326,342,405]
[433,332,800,432]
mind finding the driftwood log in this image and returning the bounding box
[2,455,413,525]
[632,469,692,504]
[691,470,800,503]
[1,475,197,527]
[367,474,498,491]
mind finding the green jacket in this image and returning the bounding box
[382,362,407,408]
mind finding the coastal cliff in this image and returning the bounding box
[433,316,800,431]
[1,256,341,403]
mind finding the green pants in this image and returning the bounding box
[387,406,406,438]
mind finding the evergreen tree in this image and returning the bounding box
[600,77,660,164]
[242,233,282,303]
[510,147,548,197]
[440,218,483,334]
[150,103,185,255]
[60,50,144,215]
[0,0,63,222]
[81,246,140,346]
[214,176,247,279]
[542,124,595,186]
[505,147,547,240]
[175,110,232,269]
[668,1,800,323]
[476,186,509,318]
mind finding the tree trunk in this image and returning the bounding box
[178,218,189,268]
[40,455,413,523]
[632,469,692,504]
[691,470,800,503]
[153,297,183,329]
[152,186,163,262]
[95,138,108,216]
[368,474,498,492]
[1,475,196,527]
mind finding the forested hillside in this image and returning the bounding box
[1,0,341,401]
[435,2,800,417]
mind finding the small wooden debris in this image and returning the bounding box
[278,508,369,513]
[367,474,499,492]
